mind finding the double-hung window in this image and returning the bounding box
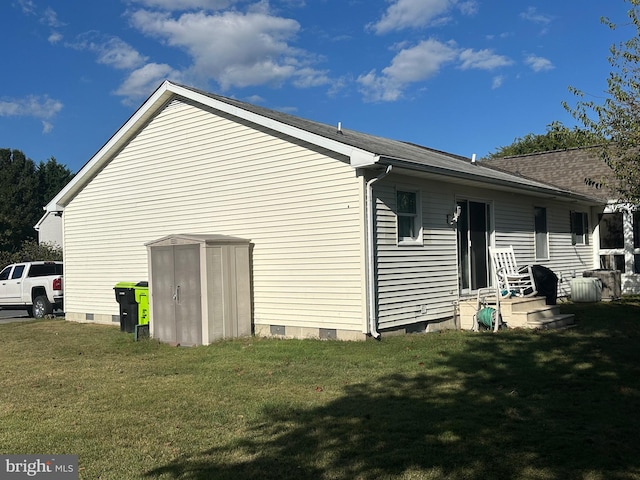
[397,189,422,244]
[534,206,548,260]
[570,211,589,246]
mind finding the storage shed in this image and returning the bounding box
[146,234,252,346]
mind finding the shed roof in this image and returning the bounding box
[46,81,604,212]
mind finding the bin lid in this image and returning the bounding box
[135,281,149,288]
[114,281,139,289]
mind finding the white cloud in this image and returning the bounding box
[0,95,63,133]
[520,6,552,25]
[127,0,238,10]
[358,39,512,101]
[357,70,403,102]
[385,39,459,82]
[42,7,64,27]
[358,39,458,101]
[48,31,63,44]
[458,48,513,70]
[129,9,329,90]
[520,7,553,34]
[369,0,477,34]
[492,75,504,89]
[457,1,478,16]
[70,33,148,70]
[115,63,183,101]
[17,0,36,15]
[525,54,554,72]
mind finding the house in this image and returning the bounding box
[44,81,607,341]
[482,147,639,294]
[34,210,63,249]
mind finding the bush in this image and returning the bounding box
[0,240,62,268]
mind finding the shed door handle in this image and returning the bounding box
[174,285,180,303]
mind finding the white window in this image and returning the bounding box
[397,189,422,244]
[534,207,548,260]
[571,211,589,246]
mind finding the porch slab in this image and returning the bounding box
[458,296,575,331]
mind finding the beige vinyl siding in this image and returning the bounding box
[372,179,598,329]
[63,99,365,331]
[493,195,596,295]
[374,177,459,329]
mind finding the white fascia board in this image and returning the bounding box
[45,81,376,212]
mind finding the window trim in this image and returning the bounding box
[534,206,549,260]
[570,211,589,246]
[396,187,423,246]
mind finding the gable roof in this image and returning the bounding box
[481,146,616,202]
[46,81,604,212]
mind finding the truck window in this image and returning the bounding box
[28,263,63,277]
[11,265,25,279]
[0,266,11,281]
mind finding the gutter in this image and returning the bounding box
[366,164,392,339]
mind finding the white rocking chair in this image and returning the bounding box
[489,246,537,298]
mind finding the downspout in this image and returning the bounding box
[366,164,392,339]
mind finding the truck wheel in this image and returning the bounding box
[33,296,52,319]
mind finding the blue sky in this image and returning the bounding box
[0,0,631,173]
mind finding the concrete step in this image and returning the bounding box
[526,313,576,330]
[458,297,574,331]
[499,296,548,315]
[507,305,563,328]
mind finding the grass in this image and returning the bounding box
[1,298,640,479]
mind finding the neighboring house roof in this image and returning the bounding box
[481,146,616,202]
[46,81,604,213]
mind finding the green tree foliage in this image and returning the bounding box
[485,121,604,159]
[564,0,640,203]
[0,148,73,255]
[0,240,63,269]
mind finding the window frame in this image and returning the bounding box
[570,211,589,246]
[10,265,25,280]
[534,206,549,260]
[396,187,423,246]
[0,266,11,281]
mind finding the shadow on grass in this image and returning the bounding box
[145,300,640,480]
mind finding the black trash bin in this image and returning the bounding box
[114,282,140,333]
[531,265,558,305]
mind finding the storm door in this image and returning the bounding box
[457,200,492,292]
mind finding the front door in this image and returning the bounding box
[457,200,492,292]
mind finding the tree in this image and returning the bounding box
[0,240,63,269]
[0,149,41,253]
[485,121,603,159]
[564,0,640,203]
[38,157,74,205]
[0,148,73,255]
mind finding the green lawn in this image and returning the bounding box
[1,298,640,479]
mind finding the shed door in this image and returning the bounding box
[151,246,178,344]
[174,244,202,346]
[151,244,202,346]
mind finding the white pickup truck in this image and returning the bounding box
[0,261,64,318]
